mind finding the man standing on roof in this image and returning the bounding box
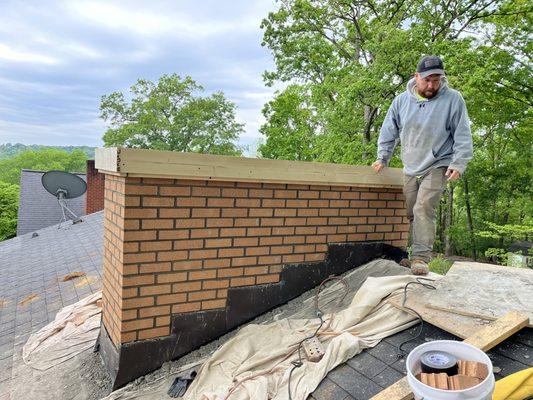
[372,56,473,275]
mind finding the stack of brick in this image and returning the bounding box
[418,360,489,390]
[101,175,409,346]
[86,159,105,214]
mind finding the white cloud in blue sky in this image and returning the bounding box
[0,0,279,154]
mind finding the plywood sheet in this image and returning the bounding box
[425,262,533,327]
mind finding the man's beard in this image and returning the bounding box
[423,89,438,98]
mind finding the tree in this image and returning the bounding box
[100,74,244,156]
[259,0,532,260]
[0,149,87,185]
[0,182,19,240]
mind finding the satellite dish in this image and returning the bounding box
[42,170,87,227]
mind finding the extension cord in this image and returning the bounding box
[302,336,325,362]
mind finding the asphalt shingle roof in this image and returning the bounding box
[16,169,87,236]
[0,211,103,398]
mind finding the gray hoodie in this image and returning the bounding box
[377,77,473,176]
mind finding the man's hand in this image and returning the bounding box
[445,168,461,181]
[372,161,385,173]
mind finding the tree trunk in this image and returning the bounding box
[362,105,376,160]
[444,185,454,256]
[464,176,477,260]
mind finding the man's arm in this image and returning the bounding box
[447,93,473,179]
[374,99,400,172]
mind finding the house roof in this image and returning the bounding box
[0,211,103,397]
[0,211,532,399]
[16,169,87,236]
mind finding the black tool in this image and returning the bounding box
[167,370,197,398]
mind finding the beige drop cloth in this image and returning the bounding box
[22,290,102,370]
[182,274,419,400]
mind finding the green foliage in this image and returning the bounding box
[484,248,508,265]
[0,143,95,159]
[0,181,19,240]
[0,149,88,185]
[100,74,244,156]
[428,255,453,275]
[259,0,532,260]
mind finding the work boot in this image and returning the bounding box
[411,259,429,275]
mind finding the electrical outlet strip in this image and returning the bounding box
[302,337,325,362]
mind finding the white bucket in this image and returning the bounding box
[406,340,495,400]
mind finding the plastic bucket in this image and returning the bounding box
[406,340,495,400]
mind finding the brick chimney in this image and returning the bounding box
[86,159,105,214]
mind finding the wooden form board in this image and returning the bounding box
[370,311,529,400]
[95,147,404,188]
[388,292,490,339]
[425,262,533,327]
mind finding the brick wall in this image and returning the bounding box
[101,176,409,346]
[86,159,105,214]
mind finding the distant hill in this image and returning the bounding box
[0,143,96,159]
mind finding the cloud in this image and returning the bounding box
[0,0,280,150]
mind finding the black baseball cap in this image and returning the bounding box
[417,56,445,78]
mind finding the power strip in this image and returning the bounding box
[302,337,325,362]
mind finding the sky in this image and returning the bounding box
[0,0,279,155]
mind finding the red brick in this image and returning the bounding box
[221,188,248,197]
[157,250,188,262]
[206,218,234,228]
[361,192,378,200]
[319,208,339,216]
[202,299,226,310]
[218,248,245,258]
[249,189,273,198]
[142,219,173,229]
[284,217,307,226]
[157,293,187,305]
[202,280,229,289]
[189,270,217,280]
[143,197,174,207]
[159,230,190,240]
[271,245,293,255]
[123,252,156,264]
[236,198,260,207]
[262,199,285,207]
[274,190,297,198]
[257,274,280,284]
[220,227,246,237]
[217,268,243,278]
[233,237,258,247]
[177,197,206,207]
[359,209,377,216]
[124,230,157,241]
[192,208,219,218]
[357,225,375,233]
[258,255,282,265]
[173,260,203,271]
[244,266,269,275]
[245,247,270,256]
[307,217,327,225]
[283,254,304,264]
[327,234,347,242]
[173,302,202,313]
[286,199,308,208]
[368,217,386,224]
[205,238,232,248]
[222,208,247,217]
[139,305,170,317]
[347,233,367,241]
[366,233,385,240]
[189,249,217,259]
[232,257,257,267]
[188,290,217,301]
[176,218,205,229]
[204,258,231,268]
[192,186,221,197]
[387,201,404,208]
[376,224,393,232]
[341,192,360,199]
[233,218,259,227]
[138,326,170,339]
[272,227,295,236]
[126,208,157,219]
[125,185,157,195]
[294,244,315,253]
[121,309,137,321]
[247,227,272,236]
[174,239,204,250]
[140,285,171,296]
[308,200,329,208]
[190,228,219,238]
[157,272,188,283]
[231,276,256,287]
[173,281,202,292]
[218,289,228,298]
[122,318,153,332]
[259,236,283,246]
[377,208,395,216]
[295,226,317,235]
[305,253,325,262]
[156,316,171,326]
[208,198,235,207]
[249,208,273,217]
[160,186,191,196]
[142,178,174,184]
[140,241,172,251]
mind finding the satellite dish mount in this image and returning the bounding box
[42,171,87,228]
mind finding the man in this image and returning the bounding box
[372,55,473,275]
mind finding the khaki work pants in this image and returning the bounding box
[403,167,447,262]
